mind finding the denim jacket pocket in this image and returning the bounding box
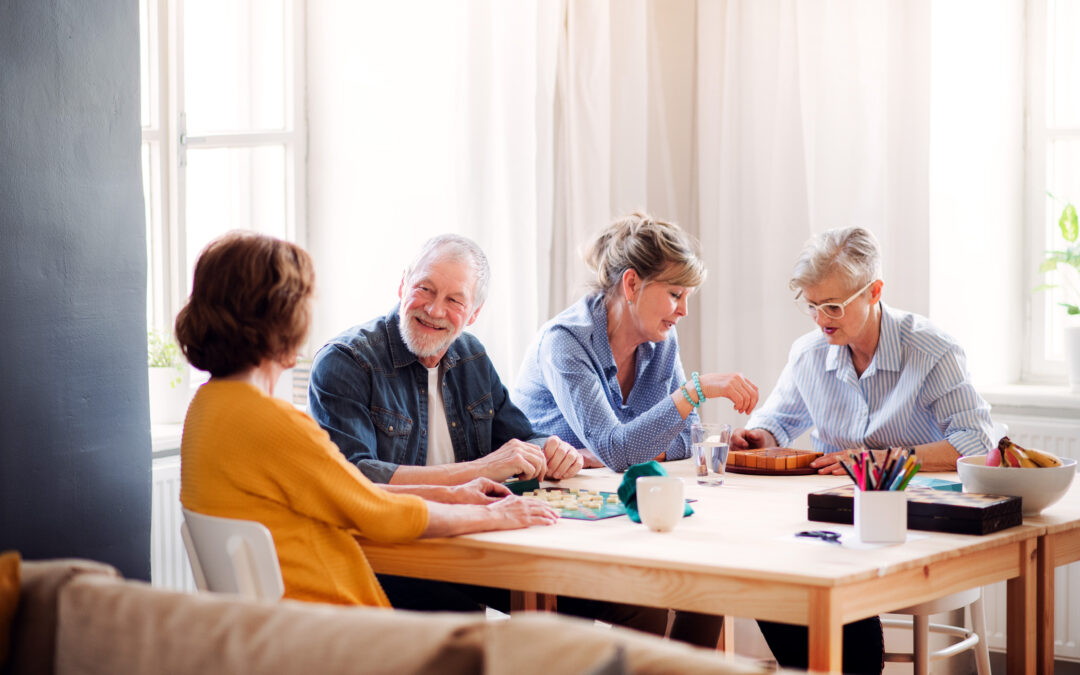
[370,407,413,463]
[467,394,495,457]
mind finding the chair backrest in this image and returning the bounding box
[180,507,285,601]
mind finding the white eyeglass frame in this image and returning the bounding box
[794,280,876,319]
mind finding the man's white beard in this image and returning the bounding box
[399,309,459,360]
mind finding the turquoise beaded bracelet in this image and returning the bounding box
[681,372,705,408]
[692,371,705,404]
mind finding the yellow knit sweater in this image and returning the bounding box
[180,380,428,607]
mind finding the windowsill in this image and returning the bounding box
[152,423,182,457]
[977,383,1080,416]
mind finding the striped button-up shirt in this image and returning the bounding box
[746,303,992,456]
[512,293,695,472]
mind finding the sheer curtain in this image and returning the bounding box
[693,0,933,422]
[307,0,955,394]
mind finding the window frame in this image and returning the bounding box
[141,0,307,332]
[1023,0,1070,383]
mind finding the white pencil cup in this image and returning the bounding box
[854,490,907,544]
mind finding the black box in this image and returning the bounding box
[807,485,1023,535]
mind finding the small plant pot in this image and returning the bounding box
[149,367,191,424]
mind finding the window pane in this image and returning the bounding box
[183,0,288,133]
[1048,0,1080,127]
[1044,139,1080,361]
[142,141,163,329]
[184,145,287,292]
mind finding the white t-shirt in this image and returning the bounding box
[425,365,455,466]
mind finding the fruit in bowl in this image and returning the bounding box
[957,451,1077,516]
[995,437,1064,468]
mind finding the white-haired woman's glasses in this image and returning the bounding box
[793,280,876,320]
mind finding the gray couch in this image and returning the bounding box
[4,558,783,675]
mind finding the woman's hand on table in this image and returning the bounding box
[699,372,759,414]
[542,436,584,479]
[446,477,512,504]
[486,494,560,529]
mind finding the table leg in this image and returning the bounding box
[807,589,843,673]
[1037,534,1055,675]
[1006,538,1037,675]
[715,615,736,656]
[510,591,557,612]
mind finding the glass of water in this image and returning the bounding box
[690,422,731,486]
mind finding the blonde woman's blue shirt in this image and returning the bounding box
[746,302,992,456]
[512,293,695,472]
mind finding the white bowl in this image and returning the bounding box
[957,455,1077,516]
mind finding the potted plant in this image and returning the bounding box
[147,329,191,424]
[1036,197,1080,391]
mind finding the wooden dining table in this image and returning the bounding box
[362,460,1045,673]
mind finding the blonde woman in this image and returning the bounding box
[513,212,757,647]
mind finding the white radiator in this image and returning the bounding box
[150,456,196,592]
[981,414,1080,662]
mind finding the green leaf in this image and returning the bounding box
[1033,283,1058,293]
[1060,303,1080,315]
[1039,260,1059,273]
[1061,204,1079,243]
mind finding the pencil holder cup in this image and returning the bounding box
[854,490,907,544]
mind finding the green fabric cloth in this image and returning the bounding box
[617,461,693,523]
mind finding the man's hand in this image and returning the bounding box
[810,452,850,475]
[471,439,547,482]
[446,477,512,504]
[541,436,584,480]
[731,427,776,450]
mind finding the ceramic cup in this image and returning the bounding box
[854,489,907,544]
[636,476,684,532]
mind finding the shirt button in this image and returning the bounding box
[488,409,493,414]
[388,426,393,431]
[451,422,457,427]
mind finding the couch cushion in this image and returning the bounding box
[0,552,21,669]
[4,558,118,675]
[56,575,488,675]
[484,613,769,675]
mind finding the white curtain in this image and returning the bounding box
[306,0,981,397]
[693,0,933,423]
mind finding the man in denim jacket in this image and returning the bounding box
[309,234,585,486]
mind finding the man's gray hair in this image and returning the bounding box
[405,234,491,307]
[789,227,882,292]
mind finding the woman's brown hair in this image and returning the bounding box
[584,211,706,301]
[175,231,315,377]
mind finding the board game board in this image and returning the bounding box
[726,448,823,475]
[521,487,628,520]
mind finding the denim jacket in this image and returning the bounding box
[308,305,541,483]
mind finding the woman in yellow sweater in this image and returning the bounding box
[177,231,557,608]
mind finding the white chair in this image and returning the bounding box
[883,587,991,675]
[180,507,285,602]
[881,422,1003,674]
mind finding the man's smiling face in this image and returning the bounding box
[397,254,480,367]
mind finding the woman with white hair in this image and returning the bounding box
[734,226,992,674]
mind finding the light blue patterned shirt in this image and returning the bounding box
[512,293,695,472]
[746,303,993,456]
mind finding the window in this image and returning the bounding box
[1026,0,1080,381]
[140,0,305,334]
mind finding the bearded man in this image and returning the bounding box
[309,234,584,486]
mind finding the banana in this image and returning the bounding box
[997,436,1063,468]
[1025,447,1064,468]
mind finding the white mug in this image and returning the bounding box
[636,476,684,532]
